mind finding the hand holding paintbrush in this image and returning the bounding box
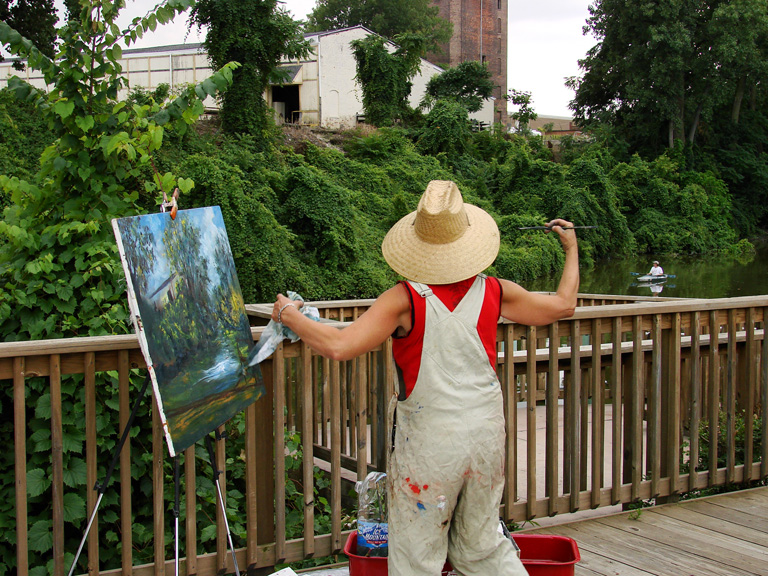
[517,225,597,230]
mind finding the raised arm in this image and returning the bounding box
[499,218,579,326]
[270,284,411,362]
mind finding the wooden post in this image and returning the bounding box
[251,358,276,575]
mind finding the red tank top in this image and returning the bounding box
[392,275,502,399]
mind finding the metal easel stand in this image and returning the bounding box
[174,455,181,576]
[205,431,241,576]
[67,373,152,576]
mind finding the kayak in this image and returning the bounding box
[635,274,669,283]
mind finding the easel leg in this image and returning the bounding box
[174,455,181,576]
[67,373,152,576]
[206,433,241,576]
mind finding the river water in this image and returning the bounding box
[524,242,768,299]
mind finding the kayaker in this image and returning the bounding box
[271,180,580,576]
[648,260,664,276]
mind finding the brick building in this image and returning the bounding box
[429,0,509,126]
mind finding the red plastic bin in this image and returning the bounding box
[343,533,387,576]
[344,532,580,576]
[509,533,581,576]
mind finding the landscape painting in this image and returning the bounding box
[112,206,264,456]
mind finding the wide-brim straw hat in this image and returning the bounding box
[382,180,500,284]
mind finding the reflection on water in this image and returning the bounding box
[524,243,768,299]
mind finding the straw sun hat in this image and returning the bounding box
[382,180,500,284]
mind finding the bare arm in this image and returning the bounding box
[499,218,579,326]
[270,284,411,361]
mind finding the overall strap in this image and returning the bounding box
[407,281,433,299]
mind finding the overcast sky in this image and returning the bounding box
[48,0,596,117]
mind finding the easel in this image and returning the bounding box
[68,194,243,576]
[67,376,241,576]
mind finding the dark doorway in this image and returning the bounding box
[272,85,300,123]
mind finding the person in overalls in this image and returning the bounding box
[272,180,580,575]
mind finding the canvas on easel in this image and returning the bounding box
[112,206,264,457]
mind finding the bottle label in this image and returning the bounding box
[357,520,389,549]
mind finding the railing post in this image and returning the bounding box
[251,358,276,574]
[14,357,28,576]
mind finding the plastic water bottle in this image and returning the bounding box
[355,471,388,557]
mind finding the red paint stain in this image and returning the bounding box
[423,484,429,490]
[408,483,421,494]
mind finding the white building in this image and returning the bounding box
[0,25,495,130]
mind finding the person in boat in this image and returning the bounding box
[648,260,664,276]
[271,180,580,576]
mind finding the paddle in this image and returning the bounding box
[630,272,676,278]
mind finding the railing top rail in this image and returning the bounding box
[4,294,767,359]
[566,294,768,320]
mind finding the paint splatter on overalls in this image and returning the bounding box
[388,275,527,575]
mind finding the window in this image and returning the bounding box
[498,0,502,9]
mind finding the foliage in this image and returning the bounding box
[416,99,472,159]
[350,33,424,127]
[697,410,763,471]
[508,88,538,134]
[306,0,452,55]
[0,1,238,573]
[568,0,768,233]
[609,154,735,253]
[0,88,55,195]
[126,83,172,107]
[189,0,311,141]
[571,0,768,152]
[0,0,236,340]
[0,0,57,69]
[421,60,494,114]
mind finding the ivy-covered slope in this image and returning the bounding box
[2,101,743,310]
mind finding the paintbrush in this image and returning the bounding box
[517,225,598,230]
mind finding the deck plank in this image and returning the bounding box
[674,495,768,532]
[533,521,754,576]
[593,511,766,574]
[524,486,768,576]
[651,505,768,547]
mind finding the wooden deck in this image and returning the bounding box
[526,486,768,576]
[301,487,768,575]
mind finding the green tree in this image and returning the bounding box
[508,88,537,134]
[421,60,494,114]
[351,33,424,126]
[306,0,452,55]
[189,0,311,140]
[0,0,236,341]
[417,98,472,158]
[570,0,768,153]
[0,0,57,69]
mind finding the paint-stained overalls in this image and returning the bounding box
[388,275,527,576]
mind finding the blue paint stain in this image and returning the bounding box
[417,502,426,511]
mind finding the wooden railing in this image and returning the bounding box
[4,294,768,576]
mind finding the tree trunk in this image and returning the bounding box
[688,102,703,145]
[668,118,675,150]
[732,76,745,124]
